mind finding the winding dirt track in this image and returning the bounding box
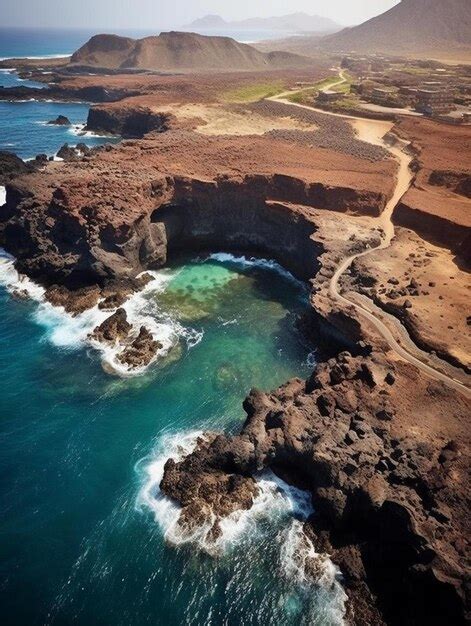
[268,74,471,398]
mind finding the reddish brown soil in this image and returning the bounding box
[394,118,471,242]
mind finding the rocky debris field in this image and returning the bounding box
[244,100,389,161]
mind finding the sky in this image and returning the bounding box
[1,0,400,29]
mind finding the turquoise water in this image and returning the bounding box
[0,253,346,625]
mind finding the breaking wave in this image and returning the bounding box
[135,429,347,622]
[207,252,305,287]
[0,250,202,376]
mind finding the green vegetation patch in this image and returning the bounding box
[221,81,285,103]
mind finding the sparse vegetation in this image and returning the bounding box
[220,81,285,103]
[285,75,339,103]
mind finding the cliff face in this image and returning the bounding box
[1,170,387,288]
[85,106,174,138]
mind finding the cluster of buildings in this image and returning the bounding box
[341,55,471,124]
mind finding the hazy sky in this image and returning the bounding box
[2,0,399,29]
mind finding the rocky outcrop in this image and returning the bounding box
[88,309,161,368]
[394,199,471,264]
[428,170,471,199]
[89,308,131,343]
[0,84,141,103]
[56,143,92,161]
[116,326,162,368]
[85,105,174,138]
[47,115,71,126]
[45,284,101,313]
[0,151,35,185]
[160,350,471,625]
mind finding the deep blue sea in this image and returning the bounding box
[0,28,346,626]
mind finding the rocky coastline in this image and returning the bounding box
[0,69,469,623]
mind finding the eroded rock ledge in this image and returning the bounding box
[160,350,470,625]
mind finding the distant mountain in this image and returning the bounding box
[189,15,227,29]
[186,12,340,33]
[321,0,471,57]
[69,31,312,72]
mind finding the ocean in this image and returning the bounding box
[0,28,346,626]
[0,27,293,59]
[0,26,292,159]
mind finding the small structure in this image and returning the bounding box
[416,88,454,115]
[317,89,344,103]
[370,86,400,106]
[399,85,418,105]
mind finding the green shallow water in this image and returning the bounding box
[0,253,345,625]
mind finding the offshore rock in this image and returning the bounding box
[47,115,71,126]
[89,308,131,343]
[116,326,162,368]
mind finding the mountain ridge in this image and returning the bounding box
[186,12,340,33]
[321,0,471,56]
[69,31,313,72]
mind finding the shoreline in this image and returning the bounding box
[0,51,469,624]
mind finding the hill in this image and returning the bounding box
[321,0,471,58]
[69,31,313,72]
[186,12,340,33]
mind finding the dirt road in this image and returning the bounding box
[268,74,471,398]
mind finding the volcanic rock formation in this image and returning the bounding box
[160,350,471,625]
[69,31,313,72]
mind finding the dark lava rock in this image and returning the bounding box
[56,143,78,161]
[89,308,131,343]
[0,150,34,185]
[98,292,128,310]
[159,350,470,625]
[45,284,101,314]
[47,115,71,126]
[117,326,162,368]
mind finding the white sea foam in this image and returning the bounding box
[281,520,347,624]
[0,54,70,61]
[136,429,347,620]
[0,249,46,300]
[137,438,314,556]
[136,430,311,553]
[0,251,202,376]
[68,123,111,139]
[207,252,304,287]
[0,186,6,206]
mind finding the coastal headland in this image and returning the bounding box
[0,30,470,624]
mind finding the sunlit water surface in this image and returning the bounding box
[0,253,346,625]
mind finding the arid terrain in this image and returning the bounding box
[0,26,470,624]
